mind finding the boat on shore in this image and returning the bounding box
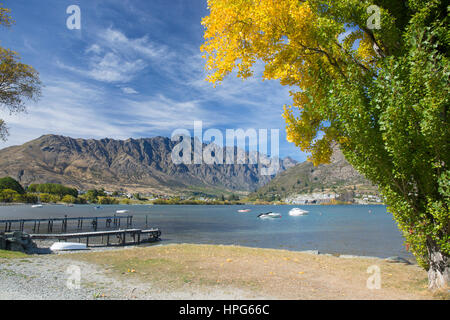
[50,242,88,251]
[258,212,282,219]
[289,208,309,216]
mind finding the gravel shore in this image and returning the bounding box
[0,241,435,300]
[0,245,267,300]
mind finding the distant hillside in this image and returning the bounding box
[252,146,378,201]
[0,135,296,196]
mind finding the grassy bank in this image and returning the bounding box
[0,250,28,259]
[63,244,445,300]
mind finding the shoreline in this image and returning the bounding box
[30,239,415,263]
[0,202,386,207]
[1,243,440,300]
[27,238,416,264]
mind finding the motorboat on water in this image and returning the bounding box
[289,208,309,216]
[31,204,43,208]
[237,209,251,213]
[116,210,129,214]
[50,242,88,251]
[258,212,282,219]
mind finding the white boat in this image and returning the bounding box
[116,210,129,214]
[289,208,309,216]
[50,242,88,251]
[258,212,282,219]
[31,204,43,208]
[237,209,251,213]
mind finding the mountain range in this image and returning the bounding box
[0,135,296,196]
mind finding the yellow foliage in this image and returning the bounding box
[201,0,385,165]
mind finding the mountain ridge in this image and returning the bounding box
[0,134,296,196]
[251,146,379,201]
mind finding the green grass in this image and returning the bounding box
[0,249,28,259]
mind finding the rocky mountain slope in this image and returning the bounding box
[0,135,296,195]
[252,146,378,201]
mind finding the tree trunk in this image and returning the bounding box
[427,239,449,290]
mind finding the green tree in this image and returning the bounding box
[85,189,106,203]
[28,183,78,197]
[0,6,41,140]
[202,0,449,289]
[0,176,24,194]
[0,188,18,202]
[97,196,119,205]
[39,193,60,203]
[61,195,76,204]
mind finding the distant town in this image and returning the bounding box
[0,176,383,206]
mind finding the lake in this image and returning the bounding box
[0,204,412,259]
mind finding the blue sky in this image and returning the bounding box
[0,0,308,161]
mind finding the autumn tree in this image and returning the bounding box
[0,5,41,140]
[202,0,449,289]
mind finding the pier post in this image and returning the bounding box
[122,232,126,246]
[63,215,68,233]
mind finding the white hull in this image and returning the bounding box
[258,213,282,219]
[31,205,43,208]
[116,210,129,214]
[289,208,309,216]
[50,242,88,251]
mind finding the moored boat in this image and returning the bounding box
[237,209,251,213]
[289,208,309,216]
[258,212,282,219]
[116,210,129,214]
[31,204,43,208]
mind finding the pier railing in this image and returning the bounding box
[0,215,133,234]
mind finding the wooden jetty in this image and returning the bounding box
[31,228,161,247]
[0,215,133,234]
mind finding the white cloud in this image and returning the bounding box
[0,79,225,148]
[121,87,138,94]
[85,44,102,55]
[58,28,168,83]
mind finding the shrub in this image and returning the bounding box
[28,183,78,197]
[97,196,119,205]
[0,189,19,202]
[61,195,77,204]
[39,193,61,203]
[0,177,25,194]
